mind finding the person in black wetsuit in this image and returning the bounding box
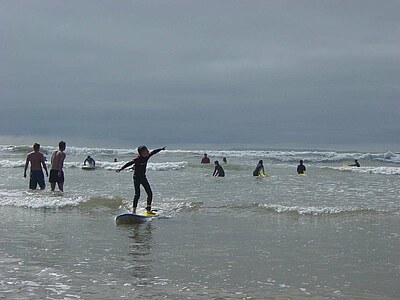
[253,160,265,176]
[297,160,306,174]
[116,145,166,214]
[83,156,95,166]
[213,160,225,177]
[348,159,360,167]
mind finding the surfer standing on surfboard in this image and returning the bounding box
[116,145,166,214]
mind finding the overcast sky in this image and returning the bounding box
[1,0,399,151]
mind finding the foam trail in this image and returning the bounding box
[1,144,399,164]
[0,190,87,209]
[322,166,400,175]
[257,204,397,216]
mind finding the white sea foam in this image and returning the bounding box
[1,144,399,164]
[101,161,188,171]
[324,166,400,176]
[260,204,384,216]
[65,146,136,157]
[168,149,400,163]
[146,161,188,171]
[0,190,88,209]
[0,159,188,172]
[0,160,25,168]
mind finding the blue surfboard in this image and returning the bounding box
[116,210,159,225]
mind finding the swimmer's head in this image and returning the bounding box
[138,145,150,157]
[59,141,66,151]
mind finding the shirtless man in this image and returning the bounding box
[49,141,66,192]
[24,143,48,190]
[201,153,210,164]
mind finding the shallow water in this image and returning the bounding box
[0,146,399,299]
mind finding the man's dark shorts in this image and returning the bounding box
[30,170,45,190]
[49,170,64,183]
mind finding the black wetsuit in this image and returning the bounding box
[297,164,306,174]
[122,148,163,208]
[213,165,225,177]
[84,157,95,166]
[349,162,360,167]
[253,164,265,176]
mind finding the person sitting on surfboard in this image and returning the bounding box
[297,160,306,174]
[213,160,225,177]
[116,145,166,214]
[83,156,95,166]
[201,153,210,164]
[253,160,266,176]
[348,159,360,167]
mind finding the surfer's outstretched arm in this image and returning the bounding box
[150,146,166,157]
[116,160,134,173]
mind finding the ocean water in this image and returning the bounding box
[0,145,399,299]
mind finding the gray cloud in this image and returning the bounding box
[1,0,399,150]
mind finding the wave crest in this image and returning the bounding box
[256,203,397,216]
[324,166,400,176]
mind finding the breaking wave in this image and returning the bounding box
[1,144,399,164]
[234,203,399,216]
[0,159,188,172]
[183,149,400,164]
[0,190,124,210]
[322,166,400,176]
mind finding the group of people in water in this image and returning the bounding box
[200,153,316,177]
[24,141,66,192]
[201,153,226,177]
[23,143,362,214]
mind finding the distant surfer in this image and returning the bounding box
[213,160,225,177]
[297,160,306,174]
[24,143,48,190]
[116,145,166,214]
[83,156,95,166]
[223,157,227,164]
[49,141,66,192]
[253,160,266,176]
[348,159,360,167]
[201,153,210,164]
